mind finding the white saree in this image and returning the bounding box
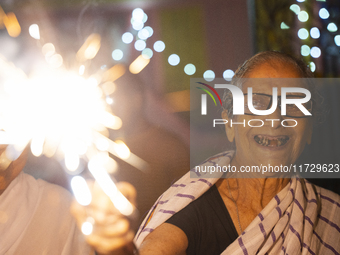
[135,151,340,254]
[0,172,93,255]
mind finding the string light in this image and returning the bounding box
[184,64,196,75]
[134,40,146,51]
[142,48,153,59]
[309,62,316,72]
[327,23,338,33]
[153,41,165,52]
[319,8,330,19]
[310,27,320,39]
[168,54,180,66]
[301,45,310,56]
[282,2,340,74]
[223,69,234,80]
[280,22,290,29]
[290,4,300,15]
[298,28,309,40]
[334,35,340,46]
[298,11,309,22]
[122,32,133,44]
[310,46,321,58]
[121,9,234,80]
[112,49,123,61]
[203,70,215,81]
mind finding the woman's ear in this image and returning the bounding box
[222,110,235,143]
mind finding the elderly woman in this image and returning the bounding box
[72,51,340,255]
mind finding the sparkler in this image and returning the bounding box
[0,5,151,235]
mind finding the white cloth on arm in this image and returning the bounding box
[135,151,340,255]
[0,172,93,255]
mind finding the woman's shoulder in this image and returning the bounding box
[318,185,340,207]
[304,179,340,216]
[305,179,340,203]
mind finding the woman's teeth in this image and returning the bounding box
[254,135,289,147]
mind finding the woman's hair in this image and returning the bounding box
[231,51,313,79]
[222,51,325,123]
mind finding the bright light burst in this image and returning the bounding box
[0,56,142,215]
[0,4,154,219]
[0,30,153,222]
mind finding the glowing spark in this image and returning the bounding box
[81,220,94,235]
[129,55,150,74]
[79,65,85,75]
[76,33,101,62]
[29,24,40,40]
[42,43,55,57]
[102,64,126,82]
[3,12,21,37]
[88,155,134,216]
[113,140,130,159]
[71,176,92,206]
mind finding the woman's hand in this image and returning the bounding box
[71,181,138,255]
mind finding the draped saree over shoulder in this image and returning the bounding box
[135,151,340,255]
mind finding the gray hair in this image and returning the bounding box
[222,51,325,123]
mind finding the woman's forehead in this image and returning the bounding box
[246,62,302,78]
[241,78,308,93]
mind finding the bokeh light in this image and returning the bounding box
[154,41,165,52]
[46,54,63,68]
[327,23,338,32]
[280,22,289,30]
[122,32,133,44]
[142,13,148,23]
[298,28,309,40]
[112,49,123,61]
[144,26,154,37]
[132,8,144,21]
[184,64,196,75]
[290,4,300,15]
[81,221,93,235]
[42,43,55,57]
[29,24,40,40]
[319,8,330,19]
[334,35,340,46]
[223,69,234,80]
[310,27,320,39]
[132,20,144,31]
[309,62,316,72]
[134,40,146,51]
[203,70,215,81]
[142,48,153,59]
[310,46,321,58]
[168,54,180,66]
[301,45,310,56]
[138,28,150,40]
[298,11,309,22]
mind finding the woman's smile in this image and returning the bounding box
[253,134,290,147]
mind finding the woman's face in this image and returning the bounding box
[225,61,313,171]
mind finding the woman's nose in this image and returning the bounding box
[263,106,283,128]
